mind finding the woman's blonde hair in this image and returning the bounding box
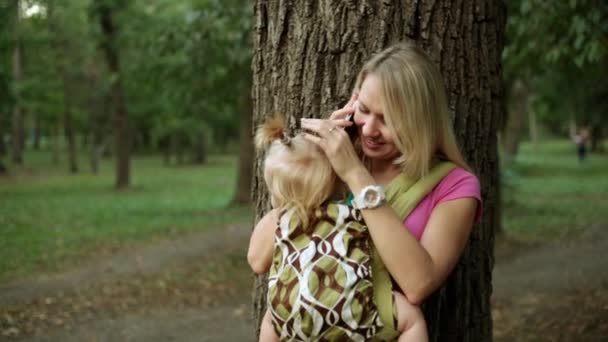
[355,41,471,179]
[255,115,336,228]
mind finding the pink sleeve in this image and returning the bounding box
[432,168,483,222]
[402,168,482,240]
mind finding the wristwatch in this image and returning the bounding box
[352,185,386,210]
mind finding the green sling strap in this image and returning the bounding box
[371,161,457,341]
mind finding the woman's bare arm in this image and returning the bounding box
[247,209,279,274]
[348,171,477,305]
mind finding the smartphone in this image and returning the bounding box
[345,113,358,140]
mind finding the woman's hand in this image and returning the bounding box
[328,93,358,121]
[300,116,366,185]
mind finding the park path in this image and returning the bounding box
[2,224,607,341]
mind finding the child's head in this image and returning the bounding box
[255,115,336,226]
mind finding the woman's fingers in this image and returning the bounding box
[343,93,358,109]
[301,118,352,137]
[329,105,355,120]
[302,132,323,146]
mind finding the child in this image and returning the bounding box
[247,115,428,342]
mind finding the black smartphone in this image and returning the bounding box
[345,113,358,141]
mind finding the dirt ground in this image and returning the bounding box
[1,224,607,341]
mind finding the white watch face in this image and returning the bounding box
[364,189,379,205]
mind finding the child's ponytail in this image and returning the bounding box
[255,114,290,151]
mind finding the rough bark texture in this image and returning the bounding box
[11,3,23,165]
[251,1,506,341]
[503,79,528,166]
[97,1,131,188]
[49,1,79,174]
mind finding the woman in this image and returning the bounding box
[300,41,481,308]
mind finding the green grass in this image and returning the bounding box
[502,139,608,241]
[0,151,252,281]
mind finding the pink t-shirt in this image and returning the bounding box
[404,168,482,240]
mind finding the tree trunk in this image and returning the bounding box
[49,1,79,174]
[251,1,506,341]
[11,8,24,165]
[590,124,604,153]
[52,123,60,165]
[89,109,104,174]
[0,123,6,156]
[63,82,78,173]
[503,79,528,165]
[97,1,131,189]
[192,132,207,164]
[528,109,538,147]
[33,114,41,150]
[231,84,253,206]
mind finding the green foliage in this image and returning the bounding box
[1,0,252,159]
[502,140,608,241]
[115,0,253,151]
[0,151,252,281]
[504,0,608,135]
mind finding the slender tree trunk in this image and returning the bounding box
[231,84,253,205]
[251,1,506,341]
[568,114,577,139]
[89,109,103,174]
[192,131,207,164]
[32,114,41,150]
[49,1,78,173]
[0,122,6,156]
[11,13,24,165]
[503,79,528,165]
[62,81,78,173]
[97,1,130,188]
[52,122,60,165]
[528,109,538,147]
[590,125,603,152]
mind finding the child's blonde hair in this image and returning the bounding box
[355,41,471,179]
[255,115,336,228]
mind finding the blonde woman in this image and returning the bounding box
[248,116,428,341]
[300,40,482,326]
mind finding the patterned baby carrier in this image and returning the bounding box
[267,162,456,341]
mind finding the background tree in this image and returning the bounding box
[94,0,131,188]
[0,0,16,169]
[503,0,608,158]
[11,0,25,165]
[251,1,506,341]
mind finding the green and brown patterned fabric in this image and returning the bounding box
[267,162,457,342]
[267,203,383,341]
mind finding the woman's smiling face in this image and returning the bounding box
[354,74,401,161]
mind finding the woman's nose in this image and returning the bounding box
[361,117,381,137]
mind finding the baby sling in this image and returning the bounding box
[268,162,456,341]
[372,161,456,340]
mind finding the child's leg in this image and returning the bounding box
[259,309,280,342]
[393,291,428,342]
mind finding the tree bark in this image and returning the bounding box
[52,123,60,165]
[251,1,506,341]
[62,78,78,173]
[48,1,79,173]
[97,1,131,188]
[11,1,23,165]
[528,109,537,147]
[192,132,207,164]
[231,84,254,206]
[503,78,528,165]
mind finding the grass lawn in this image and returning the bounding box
[1,140,605,282]
[502,139,608,241]
[0,151,252,282]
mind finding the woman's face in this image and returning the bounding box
[354,75,400,161]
